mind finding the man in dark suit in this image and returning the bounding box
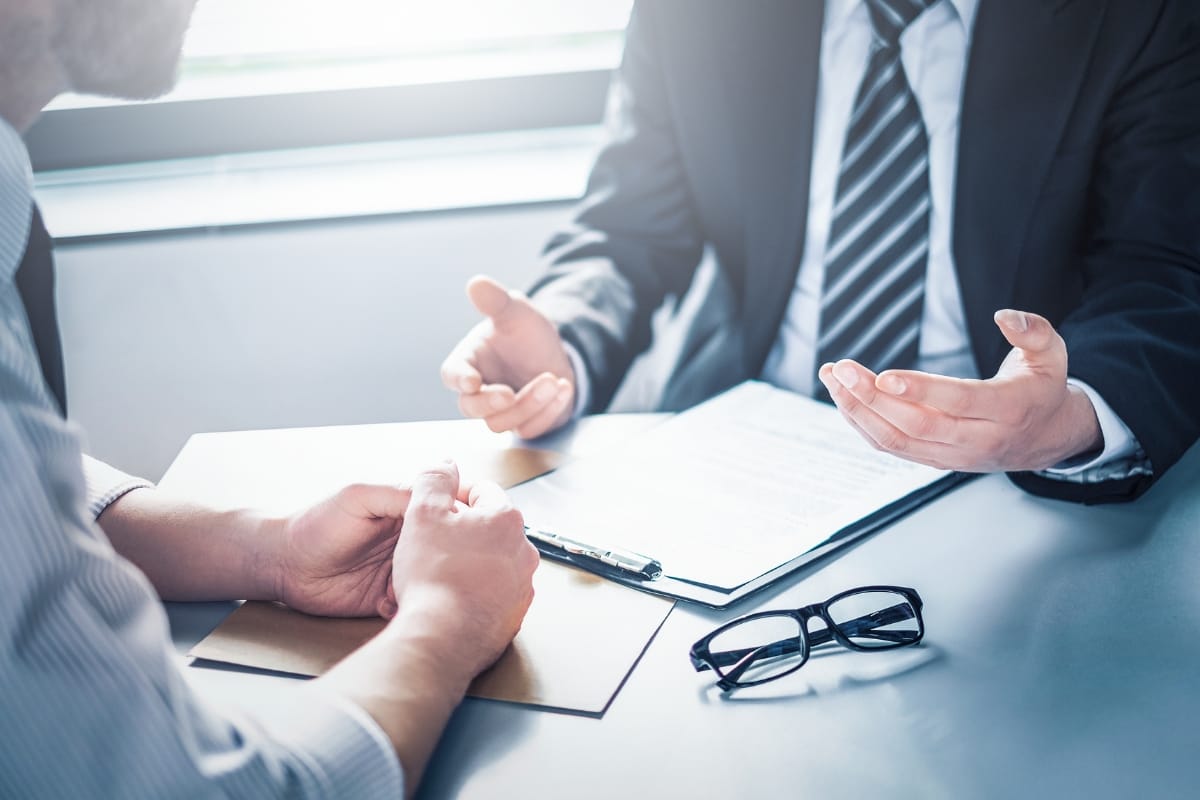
[443,0,1200,503]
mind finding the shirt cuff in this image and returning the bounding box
[1038,379,1145,477]
[83,454,154,520]
[247,689,405,798]
[563,341,592,420]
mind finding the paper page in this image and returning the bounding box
[508,381,950,590]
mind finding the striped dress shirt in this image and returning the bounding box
[0,118,403,798]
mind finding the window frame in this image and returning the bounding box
[26,69,612,172]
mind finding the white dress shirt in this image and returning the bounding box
[0,117,403,799]
[570,0,1141,477]
[761,0,979,391]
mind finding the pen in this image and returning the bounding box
[524,525,663,581]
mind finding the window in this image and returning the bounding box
[32,0,632,169]
[177,0,632,99]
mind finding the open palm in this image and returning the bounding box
[442,276,576,438]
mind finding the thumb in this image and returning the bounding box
[466,275,535,331]
[339,484,413,521]
[408,461,461,514]
[994,309,1062,360]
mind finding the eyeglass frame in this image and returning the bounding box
[689,585,925,692]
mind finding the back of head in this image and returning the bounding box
[0,0,197,130]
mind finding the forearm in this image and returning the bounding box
[318,610,473,799]
[97,487,283,603]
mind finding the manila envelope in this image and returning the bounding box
[187,447,675,716]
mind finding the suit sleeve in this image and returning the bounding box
[1010,0,1200,503]
[529,0,706,412]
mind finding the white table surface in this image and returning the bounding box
[160,414,1200,800]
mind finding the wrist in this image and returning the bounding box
[386,592,483,690]
[379,620,476,697]
[1057,384,1104,463]
[253,513,290,603]
[318,616,471,792]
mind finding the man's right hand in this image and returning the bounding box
[441,275,577,439]
[317,462,537,794]
[389,462,539,681]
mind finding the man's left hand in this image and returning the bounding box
[272,484,415,619]
[818,309,1103,473]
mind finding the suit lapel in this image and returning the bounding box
[954,0,1104,372]
[723,0,825,370]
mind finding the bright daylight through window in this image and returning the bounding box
[52,0,634,108]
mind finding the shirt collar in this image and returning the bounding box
[0,116,34,285]
[826,0,979,36]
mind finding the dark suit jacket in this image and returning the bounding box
[530,0,1200,504]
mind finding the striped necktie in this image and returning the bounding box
[815,0,935,394]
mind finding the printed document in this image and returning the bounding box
[508,381,951,590]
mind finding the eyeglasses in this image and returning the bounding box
[689,586,925,691]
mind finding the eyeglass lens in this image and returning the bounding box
[826,590,920,649]
[708,614,806,684]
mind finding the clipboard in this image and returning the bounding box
[510,381,972,609]
[529,472,970,608]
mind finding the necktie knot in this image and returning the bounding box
[865,0,936,48]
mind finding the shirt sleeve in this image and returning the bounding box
[82,453,155,519]
[1036,378,1154,483]
[0,384,403,798]
[564,340,593,419]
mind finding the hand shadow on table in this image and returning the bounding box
[696,643,944,705]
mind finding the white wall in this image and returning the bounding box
[56,204,576,479]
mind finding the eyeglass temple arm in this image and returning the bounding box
[692,603,916,671]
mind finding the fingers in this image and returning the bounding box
[440,348,484,395]
[480,373,572,435]
[876,369,995,420]
[827,362,964,445]
[994,309,1063,358]
[466,481,539,574]
[408,462,461,516]
[466,275,541,334]
[457,383,517,419]
[338,484,414,520]
[377,584,398,619]
[514,381,574,439]
[466,479,513,513]
[466,275,513,318]
[820,362,959,469]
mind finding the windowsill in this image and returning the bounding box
[45,37,623,110]
[34,125,602,242]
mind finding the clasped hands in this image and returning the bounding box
[268,463,537,677]
[442,275,1103,473]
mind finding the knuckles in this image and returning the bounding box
[493,506,525,533]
